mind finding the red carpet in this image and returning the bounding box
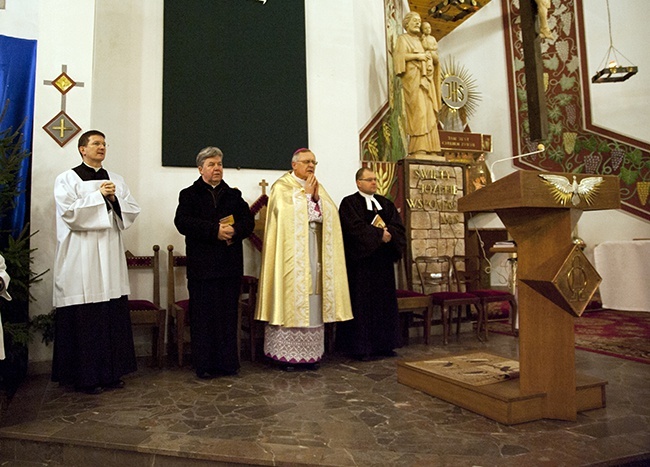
[488,309,650,365]
[573,309,650,364]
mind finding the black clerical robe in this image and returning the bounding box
[337,192,406,357]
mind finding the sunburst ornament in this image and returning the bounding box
[440,57,481,131]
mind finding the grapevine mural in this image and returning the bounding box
[502,0,649,221]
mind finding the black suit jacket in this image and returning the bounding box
[174,178,254,280]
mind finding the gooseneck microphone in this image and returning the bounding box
[488,144,546,181]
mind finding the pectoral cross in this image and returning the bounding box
[519,0,548,142]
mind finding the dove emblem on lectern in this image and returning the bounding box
[538,174,604,206]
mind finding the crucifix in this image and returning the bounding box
[519,0,550,142]
[250,179,269,249]
[259,178,268,195]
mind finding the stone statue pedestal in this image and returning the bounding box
[405,153,445,161]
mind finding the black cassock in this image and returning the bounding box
[337,192,406,358]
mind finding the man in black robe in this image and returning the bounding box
[337,167,406,360]
[174,146,254,379]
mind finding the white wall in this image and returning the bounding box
[353,0,388,131]
[304,0,361,204]
[0,1,38,38]
[16,0,98,362]
[1,0,647,363]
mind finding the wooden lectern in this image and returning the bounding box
[459,171,619,421]
[397,170,620,424]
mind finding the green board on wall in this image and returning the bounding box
[163,0,308,170]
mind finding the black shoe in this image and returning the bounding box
[77,385,103,395]
[196,370,217,380]
[281,364,296,372]
[306,362,320,371]
[354,354,372,362]
[105,379,125,389]
[378,350,398,358]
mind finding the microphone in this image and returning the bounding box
[488,144,546,181]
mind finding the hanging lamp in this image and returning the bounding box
[591,0,638,83]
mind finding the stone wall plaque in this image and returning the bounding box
[396,159,467,290]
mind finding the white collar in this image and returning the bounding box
[291,171,306,186]
[359,191,382,211]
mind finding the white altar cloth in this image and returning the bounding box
[593,240,650,312]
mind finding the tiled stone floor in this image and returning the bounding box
[0,331,649,466]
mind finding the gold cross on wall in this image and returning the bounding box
[52,118,73,138]
[42,65,85,147]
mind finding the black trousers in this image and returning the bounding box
[188,275,241,374]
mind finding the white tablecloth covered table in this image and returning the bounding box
[593,240,650,312]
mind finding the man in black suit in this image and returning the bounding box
[174,146,254,378]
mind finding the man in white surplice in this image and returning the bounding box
[51,130,140,395]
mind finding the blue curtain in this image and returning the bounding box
[0,35,37,241]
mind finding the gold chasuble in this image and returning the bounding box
[255,172,352,327]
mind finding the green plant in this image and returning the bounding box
[0,100,49,394]
[30,310,55,345]
[3,310,55,347]
[0,113,28,217]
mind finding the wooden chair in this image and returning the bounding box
[125,245,166,368]
[396,289,433,345]
[166,245,189,367]
[452,255,518,341]
[415,255,481,345]
[238,275,260,362]
[167,245,260,366]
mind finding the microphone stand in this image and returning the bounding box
[488,144,546,181]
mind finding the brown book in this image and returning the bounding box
[219,214,234,225]
[220,215,235,244]
[371,214,386,229]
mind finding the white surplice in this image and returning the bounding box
[53,169,140,308]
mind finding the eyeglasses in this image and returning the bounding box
[297,160,318,165]
[358,177,378,182]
